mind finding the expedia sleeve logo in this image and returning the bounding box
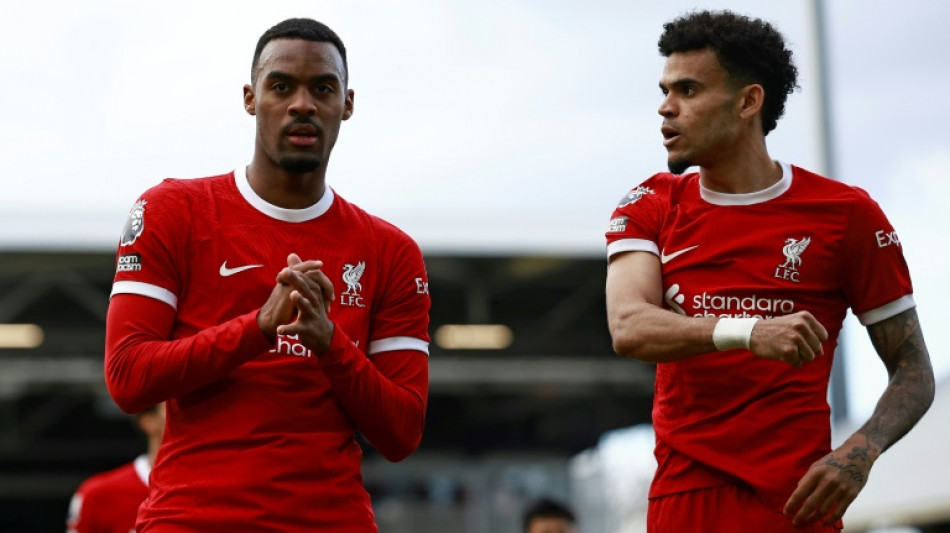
[120,200,147,246]
[117,253,142,272]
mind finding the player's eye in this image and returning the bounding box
[272,82,289,92]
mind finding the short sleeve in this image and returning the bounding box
[111,180,190,310]
[605,174,671,260]
[840,189,915,325]
[367,230,431,356]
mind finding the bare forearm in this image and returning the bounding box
[605,251,826,365]
[858,308,935,456]
[609,303,719,362]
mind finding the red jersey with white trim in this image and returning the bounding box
[66,455,150,533]
[605,163,914,510]
[107,167,430,531]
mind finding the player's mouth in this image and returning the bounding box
[661,125,680,147]
[284,123,320,147]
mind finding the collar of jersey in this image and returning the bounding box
[233,165,335,222]
[699,161,792,206]
[134,454,151,487]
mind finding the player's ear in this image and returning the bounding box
[738,83,764,121]
[342,89,354,121]
[244,84,256,116]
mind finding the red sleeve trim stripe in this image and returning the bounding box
[369,337,429,356]
[856,294,916,326]
[607,238,659,259]
[110,281,177,309]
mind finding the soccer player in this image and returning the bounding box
[604,10,934,532]
[104,18,430,532]
[66,403,165,533]
[522,498,578,533]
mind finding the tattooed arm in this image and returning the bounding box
[783,307,935,527]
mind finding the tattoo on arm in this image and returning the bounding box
[860,308,935,454]
[846,446,869,462]
[824,454,866,483]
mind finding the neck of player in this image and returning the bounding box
[699,136,781,194]
[246,156,329,209]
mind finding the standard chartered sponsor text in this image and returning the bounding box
[691,291,795,318]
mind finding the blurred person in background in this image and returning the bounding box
[605,9,934,532]
[66,403,165,533]
[103,17,430,532]
[523,497,578,533]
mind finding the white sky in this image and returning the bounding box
[1,0,948,422]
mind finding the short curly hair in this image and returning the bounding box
[658,10,798,135]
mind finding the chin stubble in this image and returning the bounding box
[667,156,691,175]
[279,155,322,173]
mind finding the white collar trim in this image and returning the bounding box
[233,165,334,222]
[133,454,151,487]
[699,161,793,206]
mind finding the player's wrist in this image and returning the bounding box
[712,317,758,351]
[256,309,277,342]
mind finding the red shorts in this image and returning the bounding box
[648,485,842,533]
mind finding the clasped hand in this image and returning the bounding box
[257,253,336,354]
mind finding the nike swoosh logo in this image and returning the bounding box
[660,245,699,264]
[219,261,264,277]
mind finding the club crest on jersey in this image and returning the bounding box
[774,236,811,283]
[120,200,147,246]
[617,186,654,207]
[341,261,366,308]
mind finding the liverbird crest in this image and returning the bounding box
[780,237,811,270]
[342,262,366,295]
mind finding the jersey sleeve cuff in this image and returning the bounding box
[111,281,178,309]
[238,310,275,354]
[607,238,659,260]
[856,294,916,325]
[369,337,429,356]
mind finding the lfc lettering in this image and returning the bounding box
[773,267,800,282]
[340,293,365,307]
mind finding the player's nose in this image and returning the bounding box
[288,88,317,116]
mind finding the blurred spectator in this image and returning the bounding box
[523,497,578,533]
[65,403,165,533]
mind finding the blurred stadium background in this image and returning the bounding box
[1,252,948,532]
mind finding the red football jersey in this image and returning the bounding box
[606,163,914,510]
[66,455,150,533]
[107,167,430,531]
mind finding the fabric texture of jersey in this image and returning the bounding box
[107,167,430,532]
[647,484,842,532]
[66,455,150,533]
[605,163,914,511]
